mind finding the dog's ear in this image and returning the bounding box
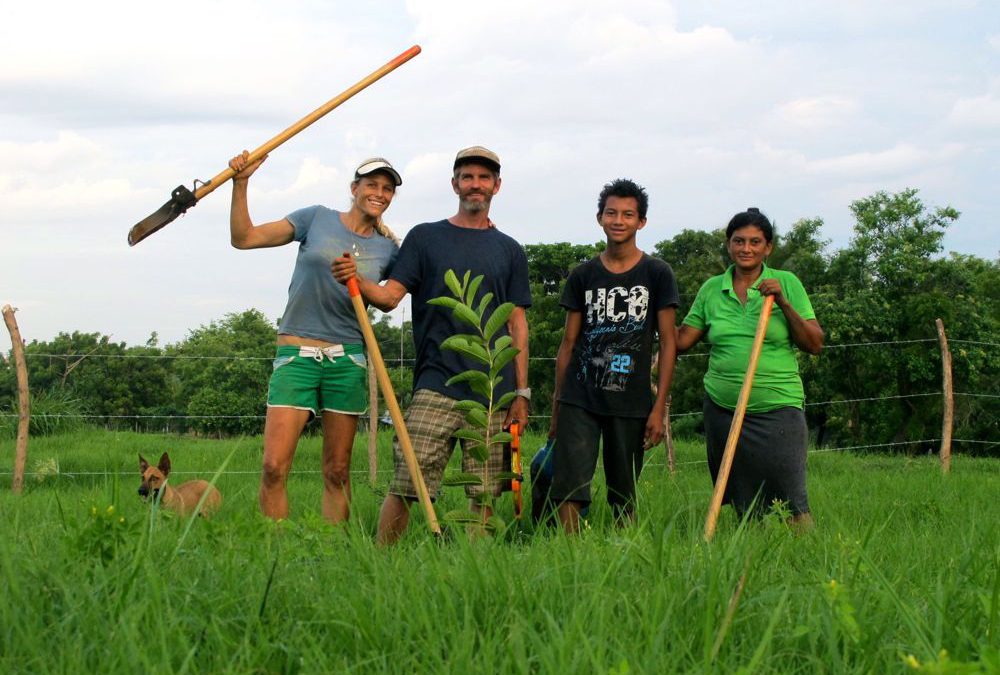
[157,452,171,476]
[139,454,149,472]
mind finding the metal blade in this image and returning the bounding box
[127,185,199,246]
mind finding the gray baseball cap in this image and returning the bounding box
[453,146,501,173]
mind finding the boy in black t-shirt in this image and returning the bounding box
[548,179,679,533]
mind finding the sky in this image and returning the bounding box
[1,0,998,352]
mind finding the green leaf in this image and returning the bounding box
[452,304,483,330]
[489,431,513,445]
[453,428,485,443]
[476,292,495,318]
[442,472,484,486]
[494,471,520,482]
[453,400,487,414]
[489,345,520,380]
[441,335,490,365]
[467,444,489,462]
[465,275,484,308]
[446,371,492,400]
[462,270,471,292]
[444,269,462,299]
[495,391,517,409]
[465,408,488,429]
[493,335,513,352]
[483,302,515,341]
[427,297,461,311]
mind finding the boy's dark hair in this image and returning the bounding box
[725,207,774,242]
[597,178,649,220]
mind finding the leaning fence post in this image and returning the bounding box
[2,305,30,493]
[663,395,676,474]
[935,318,953,473]
[367,358,378,486]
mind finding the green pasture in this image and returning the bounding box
[0,429,997,673]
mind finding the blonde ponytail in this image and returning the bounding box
[373,217,401,246]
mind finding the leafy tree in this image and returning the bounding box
[808,188,980,451]
[0,331,171,432]
[169,309,275,437]
[523,243,601,424]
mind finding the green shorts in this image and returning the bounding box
[267,344,367,416]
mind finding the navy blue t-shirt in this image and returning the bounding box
[390,220,532,402]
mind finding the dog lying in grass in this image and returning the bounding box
[138,452,222,517]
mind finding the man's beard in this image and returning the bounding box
[460,192,492,212]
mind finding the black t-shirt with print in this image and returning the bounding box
[558,253,679,417]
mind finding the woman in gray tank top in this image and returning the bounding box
[228,151,402,525]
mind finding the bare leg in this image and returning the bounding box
[260,406,312,520]
[320,411,360,524]
[377,493,413,546]
[558,501,583,535]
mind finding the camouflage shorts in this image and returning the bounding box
[389,389,508,499]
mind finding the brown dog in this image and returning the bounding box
[138,452,222,517]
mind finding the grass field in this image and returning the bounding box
[0,429,997,673]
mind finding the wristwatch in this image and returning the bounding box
[514,388,531,401]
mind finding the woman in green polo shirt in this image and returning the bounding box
[677,208,824,529]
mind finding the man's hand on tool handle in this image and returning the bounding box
[332,252,358,285]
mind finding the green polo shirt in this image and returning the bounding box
[682,264,815,412]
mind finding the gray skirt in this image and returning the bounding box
[703,396,810,517]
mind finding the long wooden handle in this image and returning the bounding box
[704,294,774,541]
[194,45,421,200]
[347,277,441,535]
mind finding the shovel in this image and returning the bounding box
[127,45,421,246]
[704,294,774,541]
[345,273,441,536]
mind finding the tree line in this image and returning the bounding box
[2,188,997,454]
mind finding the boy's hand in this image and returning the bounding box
[643,411,665,450]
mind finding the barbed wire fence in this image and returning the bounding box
[1,331,997,479]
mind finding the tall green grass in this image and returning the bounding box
[0,429,997,673]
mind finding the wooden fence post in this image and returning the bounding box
[367,358,378,486]
[663,395,676,474]
[2,305,29,493]
[935,318,953,473]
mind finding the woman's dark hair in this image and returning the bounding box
[725,207,773,242]
[597,178,649,219]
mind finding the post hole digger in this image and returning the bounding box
[127,45,421,246]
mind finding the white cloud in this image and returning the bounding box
[948,88,1000,130]
[775,96,861,130]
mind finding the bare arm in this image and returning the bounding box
[228,151,295,250]
[331,254,409,312]
[676,324,705,354]
[645,307,677,449]
[548,311,582,438]
[504,306,530,429]
[758,279,824,355]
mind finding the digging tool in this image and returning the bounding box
[127,45,421,246]
[509,422,523,520]
[704,294,774,542]
[345,273,441,536]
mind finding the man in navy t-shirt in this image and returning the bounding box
[333,146,532,544]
